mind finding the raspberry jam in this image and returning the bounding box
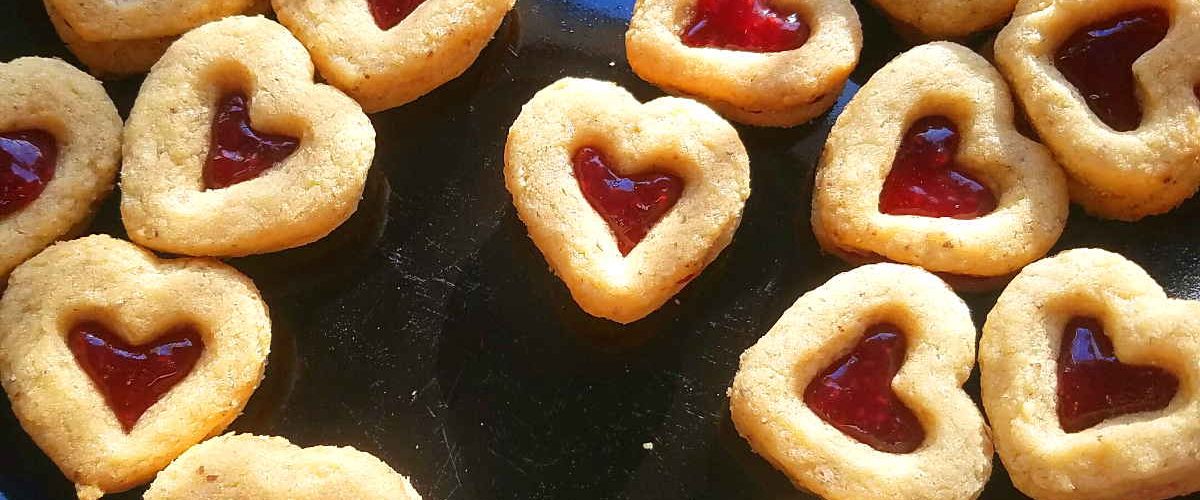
[204,92,299,190]
[1057,317,1178,433]
[682,0,810,52]
[804,325,925,453]
[0,130,56,217]
[572,146,683,256]
[879,116,996,219]
[67,321,204,432]
[1054,9,1170,132]
[368,0,427,30]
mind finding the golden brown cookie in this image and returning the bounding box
[995,0,1200,220]
[729,263,992,500]
[981,248,1200,500]
[0,57,121,282]
[273,0,516,112]
[870,0,1015,39]
[625,0,862,127]
[812,42,1068,279]
[121,16,375,257]
[0,235,271,500]
[144,434,422,500]
[505,77,750,324]
[44,0,257,42]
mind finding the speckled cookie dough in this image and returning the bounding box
[870,0,1015,39]
[44,0,256,42]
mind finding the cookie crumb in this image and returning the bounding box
[642,442,654,450]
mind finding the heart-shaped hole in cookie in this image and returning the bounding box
[803,323,925,453]
[1057,316,1179,433]
[204,92,300,190]
[1054,8,1169,132]
[681,0,810,52]
[0,130,57,217]
[879,116,997,220]
[67,321,205,433]
[572,146,683,256]
[368,0,429,29]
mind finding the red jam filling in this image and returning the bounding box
[67,321,204,433]
[879,116,997,219]
[0,130,57,217]
[1057,317,1178,433]
[682,0,810,52]
[804,324,925,453]
[1054,9,1169,132]
[204,92,300,190]
[367,0,427,30]
[572,147,683,256]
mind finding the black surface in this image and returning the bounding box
[1,1,1199,499]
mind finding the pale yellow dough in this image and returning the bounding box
[505,78,750,324]
[981,248,1200,500]
[0,235,271,499]
[870,0,1015,39]
[729,263,992,500]
[274,0,516,112]
[44,0,256,42]
[121,16,376,256]
[144,434,422,500]
[812,42,1068,278]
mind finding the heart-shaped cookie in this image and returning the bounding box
[0,57,121,282]
[812,42,1068,279]
[996,0,1200,220]
[729,263,992,500]
[504,77,750,324]
[0,235,271,499]
[868,0,1015,39]
[144,434,422,499]
[44,0,257,42]
[273,0,516,112]
[120,16,376,257]
[625,0,862,127]
[980,248,1200,500]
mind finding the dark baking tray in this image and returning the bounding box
[2,1,1199,498]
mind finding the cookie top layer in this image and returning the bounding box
[45,0,256,42]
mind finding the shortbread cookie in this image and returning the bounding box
[121,16,375,256]
[0,57,121,282]
[812,42,1068,279]
[870,0,1016,39]
[626,0,861,127]
[144,434,422,500]
[981,248,1200,500]
[274,0,516,112]
[44,0,257,42]
[505,78,750,324]
[996,0,1200,220]
[0,235,271,499]
[730,263,992,500]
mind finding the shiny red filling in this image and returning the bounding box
[204,92,299,190]
[682,0,810,52]
[1054,9,1169,132]
[804,325,925,453]
[67,321,204,433]
[0,130,57,217]
[368,0,427,30]
[879,116,996,219]
[572,146,683,256]
[1057,317,1178,433]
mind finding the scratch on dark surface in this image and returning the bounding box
[489,445,530,477]
[439,426,463,497]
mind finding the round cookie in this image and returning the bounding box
[44,0,257,42]
[505,77,750,324]
[626,0,861,127]
[121,16,376,256]
[144,434,422,500]
[870,0,1016,39]
[0,235,271,499]
[273,0,517,112]
[812,42,1068,279]
[0,57,121,282]
[729,263,992,500]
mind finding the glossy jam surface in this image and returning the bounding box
[368,0,427,30]
[572,146,683,256]
[67,321,204,432]
[879,116,996,219]
[205,92,300,190]
[0,130,57,217]
[682,0,810,52]
[1054,9,1169,132]
[1057,317,1178,433]
[804,325,925,453]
